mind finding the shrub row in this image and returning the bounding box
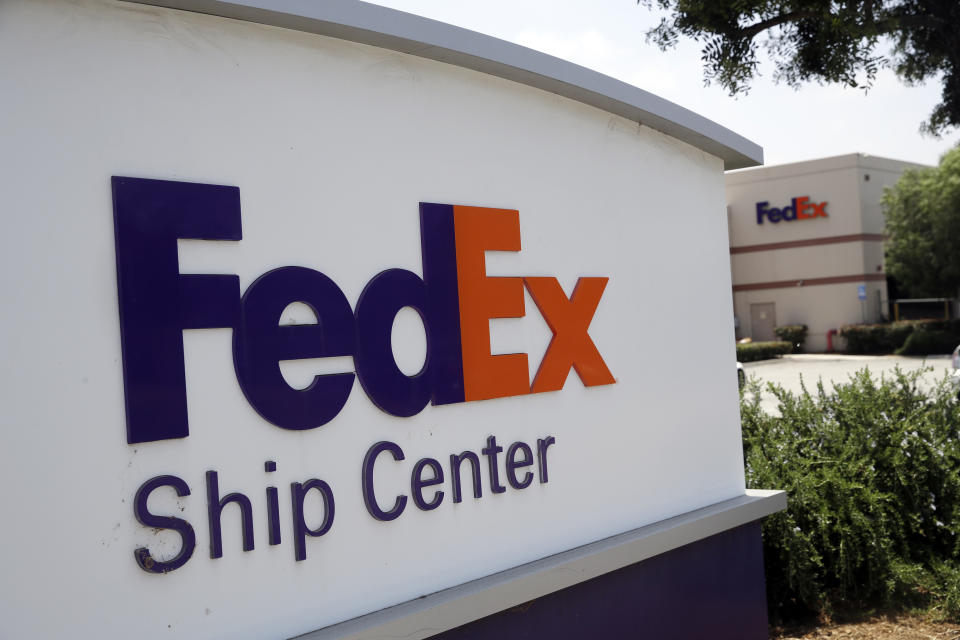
[897,329,960,356]
[737,341,792,362]
[838,322,913,353]
[840,319,960,354]
[774,324,808,352]
[741,369,960,623]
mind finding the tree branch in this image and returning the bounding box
[736,10,821,40]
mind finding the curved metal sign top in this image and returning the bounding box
[126,0,763,169]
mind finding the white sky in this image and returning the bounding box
[367,0,956,167]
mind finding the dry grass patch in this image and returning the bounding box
[773,614,960,639]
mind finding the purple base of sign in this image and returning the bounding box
[434,521,770,639]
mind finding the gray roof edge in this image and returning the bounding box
[125,0,763,169]
[726,152,929,185]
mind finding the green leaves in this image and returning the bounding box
[737,340,793,361]
[774,324,809,352]
[643,0,960,134]
[742,368,960,622]
[884,146,960,298]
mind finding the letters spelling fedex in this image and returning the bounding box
[756,196,827,224]
[113,177,615,445]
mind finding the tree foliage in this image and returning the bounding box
[741,368,960,623]
[640,0,960,135]
[883,145,960,297]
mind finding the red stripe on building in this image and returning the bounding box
[730,233,886,254]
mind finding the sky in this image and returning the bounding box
[367,0,956,168]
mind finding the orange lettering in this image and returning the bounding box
[453,206,529,401]
[524,277,615,393]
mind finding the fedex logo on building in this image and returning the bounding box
[756,197,827,224]
[113,177,615,446]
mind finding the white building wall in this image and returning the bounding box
[734,280,886,352]
[727,154,926,352]
[727,156,865,244]
[731,243,867,284]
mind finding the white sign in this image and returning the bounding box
[0,0,760,638]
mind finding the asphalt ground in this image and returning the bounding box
[742,353,956,414]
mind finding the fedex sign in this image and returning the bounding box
[756,196,827,224]
[113,177,615,446]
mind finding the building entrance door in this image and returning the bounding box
[750,303,777,342]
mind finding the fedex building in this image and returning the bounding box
[726,154,927,352]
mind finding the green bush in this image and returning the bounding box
[839,322,913,353]
[741,369,960,623]
[774,325,808,352]
[737,341,792,362]
[895,330,960,355]
[920,319,960,334]
[837,323,885,353]
[837,320,952,354]
[839,319,960,355]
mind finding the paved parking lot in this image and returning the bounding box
[742,353,954,413]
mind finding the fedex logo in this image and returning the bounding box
[113,177,615,445]
[755,197,827,224]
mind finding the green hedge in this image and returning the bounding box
[895,330,960,355]
[736,341,792,362]
[741,369,960,624]
[839,322,917,353]
[924,319,960,332]
[774,325,808,353]
[839,319,960,354]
